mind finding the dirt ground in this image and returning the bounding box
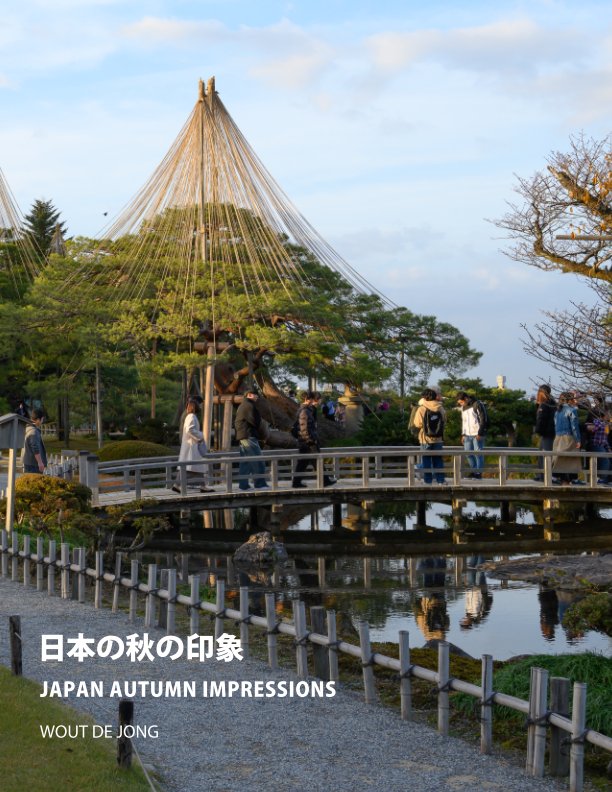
[480,552,612,590]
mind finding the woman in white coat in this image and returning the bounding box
[172,399,212,493]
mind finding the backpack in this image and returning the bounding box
[290,418,300,438]
[474,400,489,434]
[423,408,444,439]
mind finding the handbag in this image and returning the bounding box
[197,440,208,457]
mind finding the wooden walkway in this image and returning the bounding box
[67,445,612,511]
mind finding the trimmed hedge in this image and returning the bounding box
[97,440,173,462]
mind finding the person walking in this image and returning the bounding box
[552,392,582,485]
[292,391,336,488]
[234,390,268,491]
[534,384,556,481]
[22,408,47,474]
[457,392,488,479]
[173,398,212,493]
[586,409,610,484]
[413,388,446,484]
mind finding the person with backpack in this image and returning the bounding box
[291,391,336,488]
[413,388,446,484]
[457,391,489,479]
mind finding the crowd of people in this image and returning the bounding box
[408,383,610,485]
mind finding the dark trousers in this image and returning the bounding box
[293,443,334,486]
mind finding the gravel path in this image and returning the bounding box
[0,576,567,792]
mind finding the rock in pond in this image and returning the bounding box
[233,531,289,566]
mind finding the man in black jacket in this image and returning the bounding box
[292,392,336,488]
[535,384,556,481]
[234,390,268,490]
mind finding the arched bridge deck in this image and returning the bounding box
[70,446,612,512]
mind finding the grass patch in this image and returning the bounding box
[0,667,151,792]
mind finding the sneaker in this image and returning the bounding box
[323,478,336,487]
[171,485,182,494]
[597,479,609,485]
[292,481,307,488]
[200,487,214,493]
[571,480,585,486]
[255,485,270,490]
[238,486,252,492]
[435,479,447,485]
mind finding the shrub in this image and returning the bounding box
[0,474,91,531]
[563,593,612,637]
[97,440,173,461]
[128,418,175,445]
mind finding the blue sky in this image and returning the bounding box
[2,0,611,391]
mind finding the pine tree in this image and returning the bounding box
[22,199,67,257]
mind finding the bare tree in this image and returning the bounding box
[495,134,612,283]
[522,282,611,391]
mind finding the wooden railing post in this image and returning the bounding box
[498,454,507,485]
[407,454,415,487]
[480,654,493,754]
[239,586,250,660]
[1,530,8,578]
[569,682,587,792]
[134,468,142,499]
[9,615,22,676]
[543,453,553,487]
[214,578,225,641]
[60,542,70,599]
[310,606,328,680]
[166,568,177,634]
[327,610,339,683]
[36,536,44,592]
[78,547,87,603]
[361,455,370,487]
[129,559,139,622]
[145,564,157,627]
[112,552,123,613]
[437,641,450,736]
[47,540,56,595]
[399,630,413,721]
[87,455,99,506]
[358,621,377,704]
[11,532,19,582]
[94,550,104,609]
[22,534,31,587]
[453,453,462,484]
[189,574,200,635]
[265,592,278,670]
[550,677,570,777]
[292,600,308,679]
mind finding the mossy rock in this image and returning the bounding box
[97,440,173,462]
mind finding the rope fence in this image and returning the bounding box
[0,530,610,792]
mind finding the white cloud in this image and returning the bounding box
[120,16,225,44]
[366,17,589,77]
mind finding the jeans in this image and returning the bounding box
[238,438,267,489]
[463,436,484,473]
[420,442,445,483]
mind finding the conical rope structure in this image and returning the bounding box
[70,77,394,328]
[0,167,41,293]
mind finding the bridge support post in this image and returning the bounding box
[332,502,342,530]
[269,504,283,535]
[415,500,427,527]
[500,501,510,522]
[452,498,464,526]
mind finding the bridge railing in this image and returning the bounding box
[63,446,612,506]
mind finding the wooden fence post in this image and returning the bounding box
[214,578,225,641]
[399,630,413,721]
[437,641,450,736]
[36,536,44,592]
[129,559,139,622]
[11,532,19,582]
[189,575,200,635]
[71,548,80,600]
[117,700,133,769]
[358,621,377,704]
[480,654,494,754]
[239,586,250,660]
[326,609,339,684]
[94,551,104,609]
[23,534,31,587]
[112,552,123,613]
[78,547,87,604]
[569,682,587,792]
[292,600,308,679]
[9,615,22,676]
[145,564,157,628]
[158,570,168,630]
[87,454,99,506]
[60,543,70,599]
[310,606,328,680]
[550,677,570,777]
[1,530,8,578]
[47,540,56,596]
[166,568,177,635]
[265,592,278,670]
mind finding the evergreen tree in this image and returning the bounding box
[22,199,67,257]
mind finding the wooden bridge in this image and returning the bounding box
[63,446,612,513]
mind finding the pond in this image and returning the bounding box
[139,499,612,662]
